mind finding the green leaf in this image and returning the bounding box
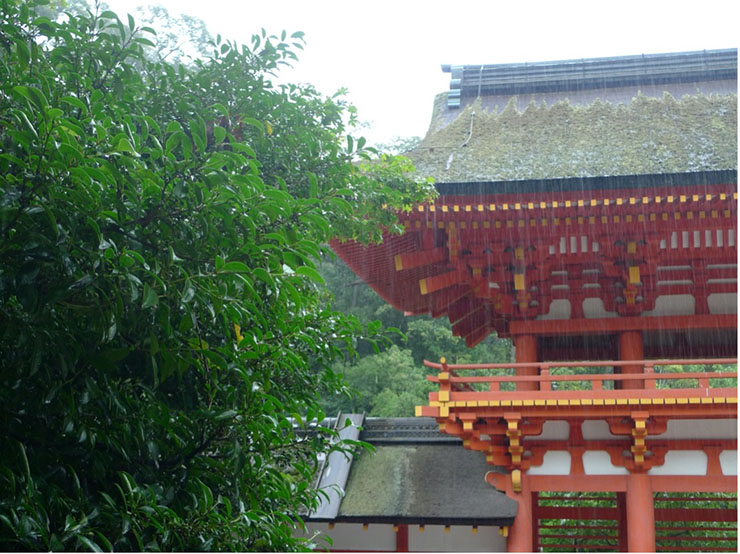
[142,284,158,309]
[222,261,250,273]
[296,266,325,285]
[60,96,87,114]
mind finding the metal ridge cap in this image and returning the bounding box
[447,49,737,74]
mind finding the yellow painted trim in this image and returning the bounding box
[534,399,546,406]
[677,398,688,404]
[430,401,441,407]
[419,279,428,295]
[653,398,663,404]
[438,390,449,402]
[557,399,569,406]
[442,205,448,212]
[581,398,593,405]
[569,399,581,406]
[546,399,557,406]
[628,398,640,405]
[490,400,500,407]
[664,397,676,405]
[604,199,610,206]
[429,204,435,212]
[394,254,403,271]
[501,400,512,407]
[689,397,701,404]
[512,400,523,406]
[605,399,616,405]
[680,195,686,202]
[467,401,477,407]
[414,406,422,416]
[687,212,694,220]
[727,397,738,404]
[640,398,651,405]
[453,205,459,212]
[478,400,490,407]
[701,397,713,404]
[553,201,559,208]
[490,203,496,211]
[693,194,699,202]
[465,205,471,212]
[616,398,628,405]
[593,398,604,405]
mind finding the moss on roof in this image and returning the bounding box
[408,92,737,183]
[336,444,516,524]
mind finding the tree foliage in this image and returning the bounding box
[0,0,434,550]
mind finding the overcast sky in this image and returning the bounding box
[105,0,738,145]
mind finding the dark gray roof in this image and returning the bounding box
[443,49,737,108]
[308,417,517,526]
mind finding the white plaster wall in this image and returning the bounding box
[523,420,569,441]
[300,522,396,551]
[719,450,737,475]
[408,525,507,552]
[583,450,629,475]
[583,297,618,318]
[644,294,695,316]
[648,450,708,475]
[708,293,737,314]
[528,451,572,475]
[536,299,571,320]
[654,419,737,440]
[582,420,619,440]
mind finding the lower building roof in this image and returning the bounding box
[307,417,517,526]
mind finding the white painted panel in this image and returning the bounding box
[409,525,507,552]
[523,420,569,441]
[653,419,737,440]
[708,293,737,314]
[643,294,695,316]
[582,420,619,440]
[719,450,737,476]
[528,451,571,475]
[536,299,571,320]
[583,297,618,318]
[648,451,707,475]
[583,451,629,475]
[301,523,396,551]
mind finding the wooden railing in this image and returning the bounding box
[424,358,738,394]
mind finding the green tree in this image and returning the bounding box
[323,346,433,417]
[0,1,433,551]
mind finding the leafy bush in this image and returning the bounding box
[0,1,433,550]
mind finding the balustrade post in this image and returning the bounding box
[514,335,539,391]
[619,331,644,389]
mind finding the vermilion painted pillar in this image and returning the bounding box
[616,492,628,552]
[395,524,408,552]
[514,334,538,391]
[619,331,644,389]
[507,478,533,552]
[626,473,655,552]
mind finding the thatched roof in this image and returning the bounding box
[407,92,737,183]
[407,49,737,183]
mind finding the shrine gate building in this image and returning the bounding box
[311,49,737,552]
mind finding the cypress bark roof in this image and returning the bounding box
[407,49,737,184]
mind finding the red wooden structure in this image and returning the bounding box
[330,170,737,552]
[329,49,737,552]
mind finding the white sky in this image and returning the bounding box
[105,0,738,146]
